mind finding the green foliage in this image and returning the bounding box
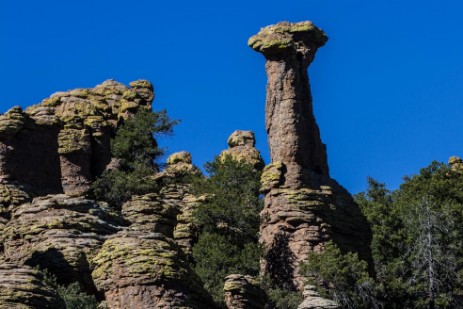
[92,108,177,208]
[42,269,98,309]
[301,241,376,309]
[263,277,303,309]
[354,161,463,308]
[191,156,262,306]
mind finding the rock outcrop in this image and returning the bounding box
[0,79,153,196]
[0,261,65,308]
[249,21,372,289]
[297,285,339,309]
[224,274,266,309]
[0,81,215,308]
[220,130,264,169]
[1,194,123,295]
[92,231,211,309]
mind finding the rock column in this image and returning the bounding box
[249,21,372,290]
[248,21,329,187]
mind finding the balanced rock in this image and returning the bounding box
[220,130,264,169]
[249,21,372,289]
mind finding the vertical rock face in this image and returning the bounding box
[249,21,372,289]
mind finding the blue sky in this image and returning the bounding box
[2,0,463,194]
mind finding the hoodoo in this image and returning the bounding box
[249,21,372,289]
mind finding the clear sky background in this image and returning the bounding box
[1,0,463,194]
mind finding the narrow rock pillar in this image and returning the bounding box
[249,21,372,290]
[248,21,329,187]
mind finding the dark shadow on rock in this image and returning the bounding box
[2,126,63,195]
[25,248,103,301]
[265,232,297,291]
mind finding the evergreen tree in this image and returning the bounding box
[191,155,262,307]
[92,108,177,208]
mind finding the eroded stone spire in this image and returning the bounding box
[250,21,372,291]
[249,21,329,187]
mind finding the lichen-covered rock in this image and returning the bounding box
[224,274,266,309]
[220,131,264,169]
[1,194,123,293]
[248,21,327,55]
[449,156,463,173]
[162,151,201,176]
[1,79,154,196]
[167,151,192,165]
[173,194,207,255]
[0,107,27,138]
[260,161,285,193]
[92,230,212,309]
[121,193,179,237]
[250,21,372,290]
[260,182,371,288]
[297,285,338,309]
[0,261,65,309]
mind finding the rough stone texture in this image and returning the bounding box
[173,194,207,256]
[220,130,264,169]
[297,285,339,309]
[0,261,65,309]
[121,193,179,237]
[250,21,372,290]
[162,151,201,177]
[224,274,266,309]
[249,21,329,187]
[1,194,123,294]
[92,230,212,309]
[0,79,154,196]
[449,156,463,173]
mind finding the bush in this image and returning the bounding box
[42,269,99,309]
[300,241,377,309]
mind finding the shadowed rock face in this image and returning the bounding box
[0,79,153,196]
[249,21,372,290]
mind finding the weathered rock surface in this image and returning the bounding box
[0,79,153,196]
[0,261,65,308]
[224,274,266,309]
[249,21,328,187]
[220,130,264,169]
[249,21,372,290]
[92,230,212,309]
[1,194,123,294]
[121,193,179,237]
[297,285,339,309]
[449,156,463,173]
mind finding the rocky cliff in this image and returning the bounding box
[0,20,370,309]
[0,80,213,308]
